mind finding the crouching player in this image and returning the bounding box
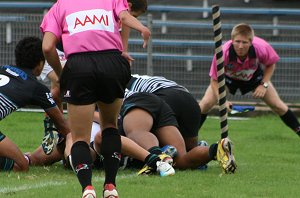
[0,37,70,172]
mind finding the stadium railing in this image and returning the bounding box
[0,2,300,103]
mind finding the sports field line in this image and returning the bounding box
[209,116,251,120]
[0,181,67,194]
[0,173,137,194]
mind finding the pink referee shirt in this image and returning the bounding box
[40,0,129,58]
[209,36,280,81]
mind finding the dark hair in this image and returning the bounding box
[15,36,45,69]
[128,0,147,13]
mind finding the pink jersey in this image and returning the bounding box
[209,36,280,81]
[40,0,129,58]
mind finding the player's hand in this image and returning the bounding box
[141,27,151,48]
[253,85,267,99]
[122,52,134,66]
[226,101,233,113]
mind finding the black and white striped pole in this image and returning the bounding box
[212,5,228,139]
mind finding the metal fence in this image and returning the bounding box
[0,2,299,103]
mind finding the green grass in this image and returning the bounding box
[1,112,300,198]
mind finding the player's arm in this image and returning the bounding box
[42,32,62,78]
[45,107,70,137]
[210,78,232,111]
[121,24,134,64]
[253,63,275,98]
[119,11,150,48]
[261,63,275,84]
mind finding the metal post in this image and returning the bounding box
[273,16,279,36]
[186,48,193,71]
[203,0,208,18]
[6,22,12,44]
[161,12,167,34]
[147,14,153,76]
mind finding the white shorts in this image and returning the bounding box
[90,122,101,143]
[39,49,67,81]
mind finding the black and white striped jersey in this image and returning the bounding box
[125,74,188,98]
[0,65,56,120]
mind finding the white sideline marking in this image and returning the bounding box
[0,181,66,194]
[0,174,136,194]
[209,116,250,120]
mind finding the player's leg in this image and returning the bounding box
[123,108,158,150]
[48,71,63,111]
[26,144,63,166]
[67,103,95,194]
[0,132,28,171]
[155,125,186,165]
[262,82,300,135]
[199,84,218,129]
[93,126,172,176]
[155,88,201,151]
[156,126,213,169]
[97,99,123,197]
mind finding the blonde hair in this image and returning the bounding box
[231,23,254,41]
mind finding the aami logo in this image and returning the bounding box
[66,9,114,35]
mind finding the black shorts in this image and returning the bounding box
[120,92,178,133]
[225,67,263,95]
[154,88,201,138]
[60,50,131,105]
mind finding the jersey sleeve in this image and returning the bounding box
[114,0,129,20]
[32,83,57,110]
[209,54,218,80]
[40,2,62,40]
[257,41,280,67]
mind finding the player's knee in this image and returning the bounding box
[268,102,288,115]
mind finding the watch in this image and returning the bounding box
[261,81,269,89]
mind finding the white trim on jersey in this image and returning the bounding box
[0,93,18,120]
[125,74,188,99]
[130,74,186,93]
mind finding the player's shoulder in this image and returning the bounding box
[252,36,271,48]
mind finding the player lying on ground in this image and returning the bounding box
[26,111,175,176]
[120,91,236,173]
[126,74,201,151]
[0,37,70,172]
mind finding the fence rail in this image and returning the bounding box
[147,5,300,15]
[0,2,299,102]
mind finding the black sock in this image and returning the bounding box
[208,143,218,160]
[144,154,160,169]
[71,141,93,192]
[148,146,162,155]
[200,114,208,129]
[101,128,121,186]
[280,109,300,136]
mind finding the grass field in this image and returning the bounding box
[1,112,300,198]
